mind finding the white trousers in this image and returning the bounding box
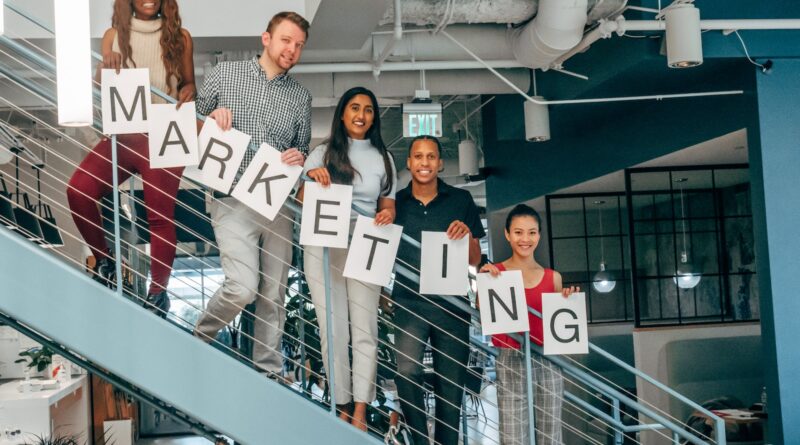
[304,245,380,404]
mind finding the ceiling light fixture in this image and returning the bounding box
[54,0,93,126]
[457,101,480,176]
[673,177,701,289]
[592,200,616,293]
[665,3,703,68]
[524,71,550,142]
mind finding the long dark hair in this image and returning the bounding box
[323,87,394,194]
[505,204,542,231]
[113,0,185,96]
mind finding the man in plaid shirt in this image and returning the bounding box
[193,11,311,379]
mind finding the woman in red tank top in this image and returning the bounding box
[480,204,579,445]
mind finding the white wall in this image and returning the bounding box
[633,323,761,445]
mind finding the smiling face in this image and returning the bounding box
[505,215,541,259]
[341,94,375,140]
[132,0,161,20]
[407,139,443,186]
[262,19,306,73]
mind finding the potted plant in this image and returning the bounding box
[16,346,55,374]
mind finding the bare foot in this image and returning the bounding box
[351,402,368,431]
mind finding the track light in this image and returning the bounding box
[54,0,93,126]
[665,3,703,68]
[524,97,550,142]
[0,0,4,36]
[458,139,479,176]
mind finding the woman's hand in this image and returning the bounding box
[176,83,196,109]
[102,51,123,73]
[307,167,331,186]
[374,208,395,226]
[479,263,501,277]
[561,285,580,298]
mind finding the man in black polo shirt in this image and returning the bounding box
[393,135,485,445]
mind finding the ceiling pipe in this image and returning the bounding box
[290,59,524,74]
[552,17,623,69]
[373,0,403,76]
[511,0,589,70]
[622,18,800,31]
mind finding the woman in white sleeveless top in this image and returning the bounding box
[67,0,195,318]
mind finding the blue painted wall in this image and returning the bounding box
[482,59,757,211]
[749,58,800,444]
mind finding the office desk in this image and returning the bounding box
[0,375,90,444]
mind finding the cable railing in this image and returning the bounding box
[0,3,726,445]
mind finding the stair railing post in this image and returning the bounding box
[524,336,537,445]
[323,246,336,415]
[111,135,123,296]
[613,397,623,445]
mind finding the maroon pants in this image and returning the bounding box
[67,134,183,295]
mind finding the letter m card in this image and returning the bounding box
[476,270,528,336]
[101,68,152,134]
[299,182,353,248]
[542,292,588,355]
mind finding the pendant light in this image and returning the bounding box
[32,164,63,248]
[0,173,17,229]
[673,178,701,289]
[592,200,616,293]
[0,0,5,37]
[54,0,93,126]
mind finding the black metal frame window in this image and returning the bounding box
[626,165,757,328]
[546,193,633,324]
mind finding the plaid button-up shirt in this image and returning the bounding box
[196,57,312,176]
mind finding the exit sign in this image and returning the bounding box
[402,102,443,138]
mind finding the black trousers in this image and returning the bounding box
[394,296,471,445]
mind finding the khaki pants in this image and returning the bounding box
[194,197,292,375]
[304,245,380,404]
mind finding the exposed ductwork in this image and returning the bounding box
[379,0,624,26]
[511,0,589,69]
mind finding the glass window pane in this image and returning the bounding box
[635,235,658,276]
[654,194,674,220]
[586,198,622,236]
[632,194,654,220]
[630,171,671,192]
[549,198,585,238]
[551,238,588,280]
[659,278,679,321]
[637,278,662,321]
[720,182,752,217]
[723,217,756,273]
[693,277,723,319]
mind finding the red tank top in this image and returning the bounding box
[491,264,555,349]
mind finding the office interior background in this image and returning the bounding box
[1,0,799,444]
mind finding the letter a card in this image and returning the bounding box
[542,292,588,355]
[343,215,402,287]
[476,270,528,336]
[148,102,199,169]
[101,68,152,134]
[299,182,353,248]
[419,232,469,296]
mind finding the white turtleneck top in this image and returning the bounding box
[111,17,179,103]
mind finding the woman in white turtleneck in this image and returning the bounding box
[297,86,397,431]
[67,0,195,317]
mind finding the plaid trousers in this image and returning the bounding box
[496,347,564,445]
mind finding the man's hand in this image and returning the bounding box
[281,148,304,167]
[307,167,331,186]
[446,220,471,240]
[209,108,233,130]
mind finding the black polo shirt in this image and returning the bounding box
[392,179,485,301]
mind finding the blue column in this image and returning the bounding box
[750,58,800,444]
